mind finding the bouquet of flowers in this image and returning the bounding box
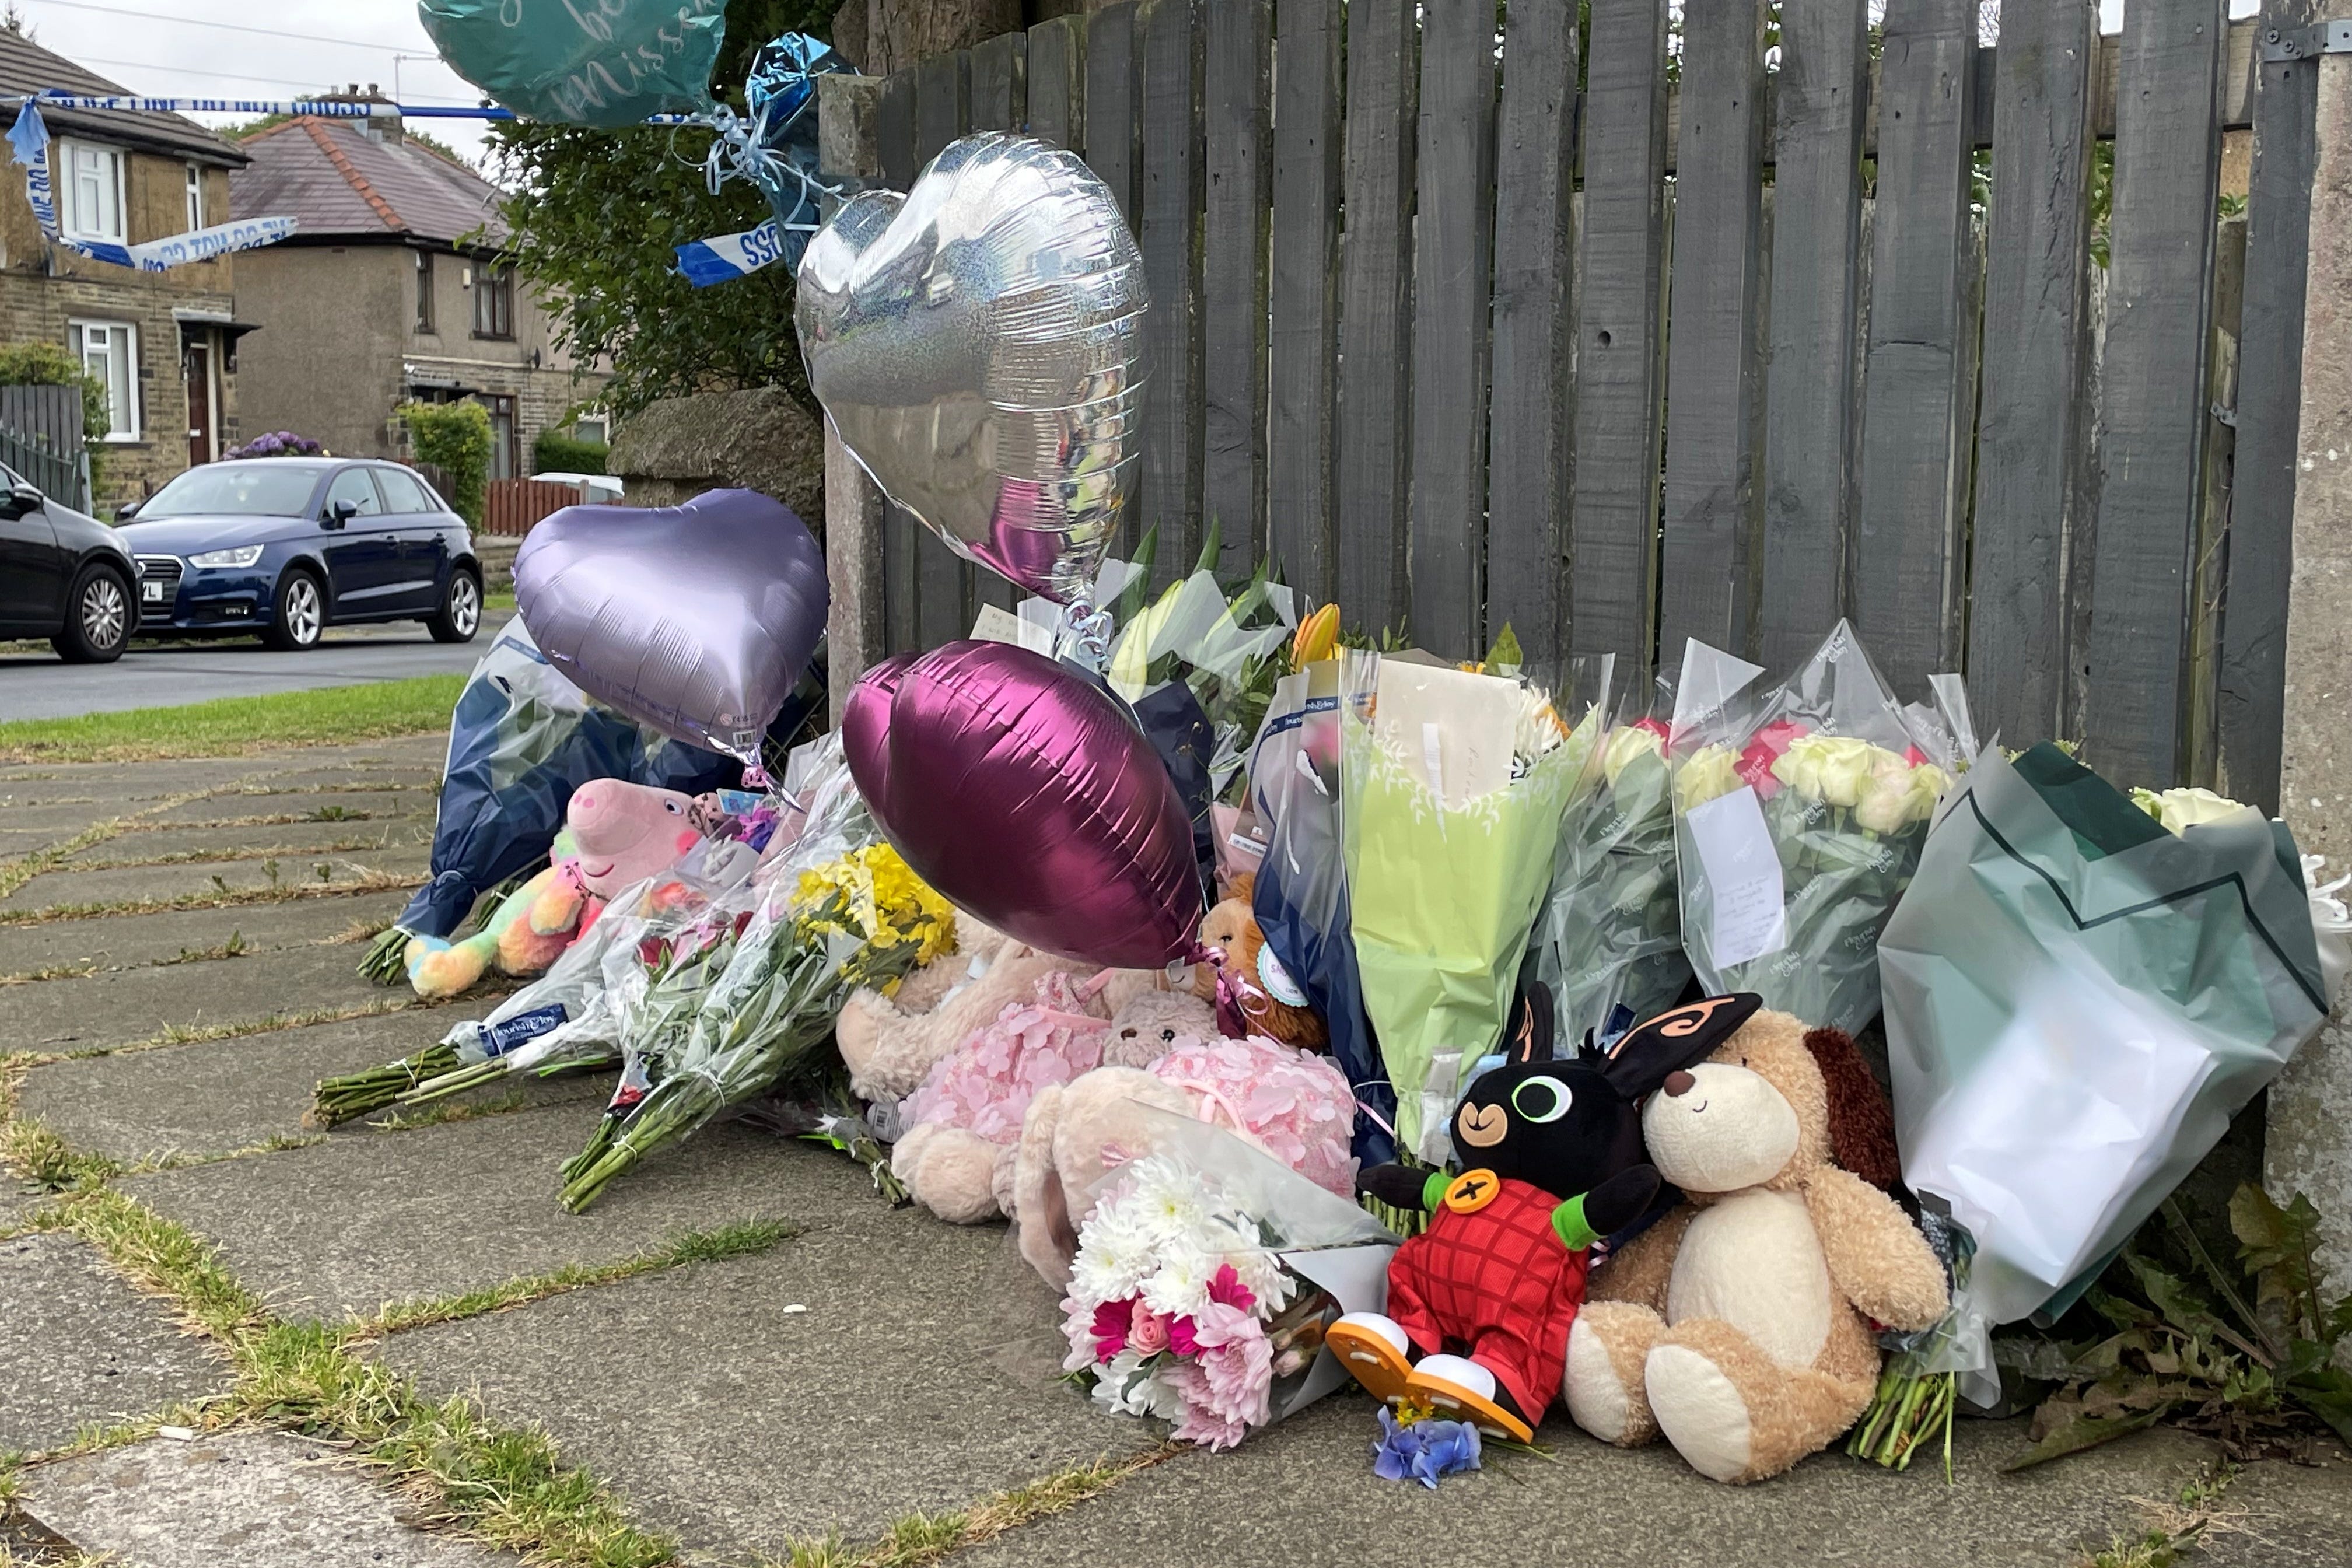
[1059,1107,1395,1450]
[1668,622,1951,1033]
[558,838,955,1210]
[1342,646,1600,1158]
[1528,661,1691,1048]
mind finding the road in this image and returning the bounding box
[0,612,512,723]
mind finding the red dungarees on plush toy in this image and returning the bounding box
[1332,989,1762,1441]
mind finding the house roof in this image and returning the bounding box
[230,116,508,248]
[0,31,245,165]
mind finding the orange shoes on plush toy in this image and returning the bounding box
[1325,1313,1535,1444]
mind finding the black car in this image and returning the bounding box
[112,457,483,651]
[0,463,139,662]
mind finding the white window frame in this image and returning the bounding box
[58,139,125,243]
[68,319,140,441]
[184,162,204,232]
[573,415,608,445]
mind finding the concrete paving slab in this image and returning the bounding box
[16,1006,584,1164]
[377,1210,1155,1555]
[0,888,411,977]
[18,1431,521,1567]
[940,1397,2350,1568]
[0,799,158,838]
[0,848,429,914]
[68,820,432,866]
[0,1232,227,1452]
[4,940,404,1054]
[144,789,433,827]
[126,1113,867,1322]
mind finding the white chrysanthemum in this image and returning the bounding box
[1138,1238,1224,1317]
[1068,1221,1156,1307]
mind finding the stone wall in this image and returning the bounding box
[606,387,825,525]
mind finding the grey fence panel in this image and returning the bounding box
[2220,0,2322,812]
[2085,0,2227,789]
[1334,0,1416,634]
[1852,0,1981,693]
[1968,0,2099,748]
[1202,0,1272,577]
[1084,1,1141,226]
[970,32,1026,136]
[1407,0,1498,660]
[1140,0,1205,580]
[1658,0,1768,661]
[1567,0,1670,681]
[1265,0,1340,603]
[914,48,975,647]
[1758,0,1869,674]
[1485,0,1580,668]
[1027,13,1084,152]
[874,69,919,654]
[0,386,83,457]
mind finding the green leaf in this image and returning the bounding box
[2002,1402,2178,1472]
[2286,1366,2352,1446]
[1485,621,1524,673]
[1194,516,1223,578]
[1108,523,1160,625]
[2232,1184,2332,1342]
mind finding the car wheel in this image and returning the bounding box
[51,564,131,663]
[428,569,482,643]
[263,569,326,651]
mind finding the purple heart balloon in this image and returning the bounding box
[515,489,827,763]
[846,639,1203,970]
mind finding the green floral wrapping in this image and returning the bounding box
[1341,703,1584,1161]
[1531,734,1690,1046]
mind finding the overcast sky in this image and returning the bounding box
[16,0,502,169]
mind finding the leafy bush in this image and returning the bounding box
[228,430,323,459]
[0,339,108,495]
[398,401,492,526]
[531,430,608,475]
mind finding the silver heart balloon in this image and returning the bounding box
[795,132,1148,607]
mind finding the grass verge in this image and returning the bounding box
[775,1450,1178,1568]
[0,874,424,929]
[0,676,466,765]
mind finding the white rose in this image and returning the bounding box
[2145,786,2258,835]
[1604,724,1665,789]
[1675,745,1742,813]
[1854,776,1913,834]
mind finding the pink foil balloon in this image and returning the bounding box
[841,649,917,812]
[845,639,1203,970]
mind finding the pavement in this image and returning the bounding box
[0,612,514,723]
[3,734,2350,1567]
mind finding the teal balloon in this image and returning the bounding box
[418,0,726,127]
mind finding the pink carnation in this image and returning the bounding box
[1088,1298,1132,1361]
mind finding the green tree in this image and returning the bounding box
[489,0,837,423]
[0,339,109,496]
[399,400,494,526]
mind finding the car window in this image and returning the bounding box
[324,468,384,517]
[139,463,319,517]
[373,467,433,513]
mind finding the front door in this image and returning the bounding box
[183,336,215,468]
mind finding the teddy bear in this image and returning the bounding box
[1562,1006,1947,1483]
[1191,873,1326,1051]
[1010,993,1358,1289]
[1326,989,1752,1444]
[889,986,1216,1225]
[835,919,1069,1103]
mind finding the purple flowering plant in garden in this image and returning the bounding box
[227,431,324,459]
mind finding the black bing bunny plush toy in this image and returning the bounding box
[1328,987,1763,1442]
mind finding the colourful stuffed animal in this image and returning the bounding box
[1563,1009,1947,1482]
[1190,873,1326,1051]
[1326,992,1758,1444]
[1010,992,1357,1288]
[565,780,719,907]
[404,855,582,1000]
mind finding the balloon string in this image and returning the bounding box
[1062,596,1113,671]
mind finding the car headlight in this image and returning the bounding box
[188,545,265,569]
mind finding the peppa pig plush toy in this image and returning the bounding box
[403,782,723,1000]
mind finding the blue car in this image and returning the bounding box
[114,457,483,651]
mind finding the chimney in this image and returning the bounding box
[316,85,402,145]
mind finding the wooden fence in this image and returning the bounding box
[828,0,2320,807]
[482,477,583,537]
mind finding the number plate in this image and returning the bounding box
[141,580,163,602]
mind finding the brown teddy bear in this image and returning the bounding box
[1191,873,1326,1051]
[1562,1008,1946,1483]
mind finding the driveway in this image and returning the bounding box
[0,611,513,723]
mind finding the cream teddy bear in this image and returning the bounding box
[1563,1008,1947,1483]
[834,919,1072,1103]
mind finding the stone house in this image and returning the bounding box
[0,32,249,509]
[228,107,605,481]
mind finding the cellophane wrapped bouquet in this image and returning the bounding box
[1668,622,1954,1034]
[1060,1108,1395,1450]
[1528,659,1692,1047]
[1341,646,1601,1158]
[558,742,957,1210]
